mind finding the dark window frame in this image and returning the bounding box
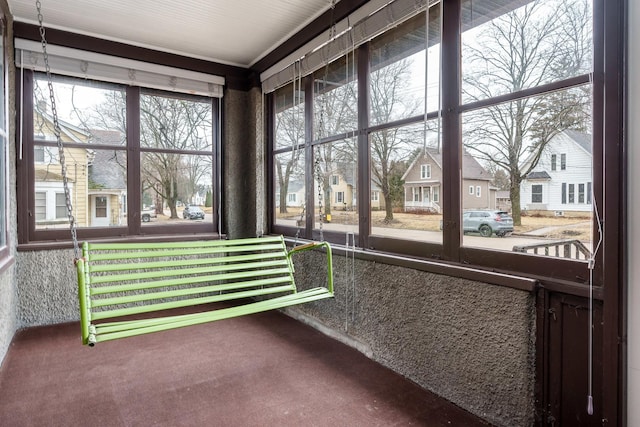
[0,14,10,270]
[268,0,617,287]
[17,70,221,246]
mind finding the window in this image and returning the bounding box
[55,193,67,219]
[568,184,575,203]
[532,185,543,203]
[267,0,611,282]
[34,192,45,221]
[421,164,431,179]
[331,175,339,185]
[371,191,379,202]
[20,72,220,243]
[288,193,297,203]
[335,192,344,204]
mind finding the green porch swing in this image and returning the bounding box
[34,1,334,346]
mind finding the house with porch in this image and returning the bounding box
[402,148,497,213]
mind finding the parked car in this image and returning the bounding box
[183,205,205,220]
[462,210,513,237]
[141,206,157,222]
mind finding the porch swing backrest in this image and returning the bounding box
[77,235,333,346]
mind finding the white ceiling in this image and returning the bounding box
[8,0,335,68]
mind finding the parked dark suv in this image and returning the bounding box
[183,205,205,220]
[462,210,514,237]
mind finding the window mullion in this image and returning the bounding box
[126,86,141,235]
[441,0,462,262]
[357,43,370,249]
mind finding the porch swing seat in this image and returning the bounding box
[76,235,333,346]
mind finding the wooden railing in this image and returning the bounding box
[512,239,591,260]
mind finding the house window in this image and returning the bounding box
[587,182,592,204]
[267,0,609,281]
[371,191,379,202]
[20,72,220,243]
[287,193,297,203]
[34,192,46,221]
[433,188,439,203]
[331,175,339,185]
[335,192,344,204]
[95,196,107,218]
[421,164,431,179]
[568,184,575,203]
[55,193,67,219]
[531,184,543,203]
[578,183,585,203]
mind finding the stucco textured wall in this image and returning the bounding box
[0,4,18,367]
[16,249,79,328]
[288,249,536,427]
[223,89,257,239]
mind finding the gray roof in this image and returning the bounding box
[90,129,126,146]
[564,129,592,154]
[89,150,127,189]
[422,148,491,181]
[526,171,552,180]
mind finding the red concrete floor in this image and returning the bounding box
[0,308,492,426]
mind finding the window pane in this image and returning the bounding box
[141,153,212,225]
[34,74,126,146]
[313,55,357,140]
[35,192,46,221]
[274,150,305,228]
[313,138,358,233]
[371,122,442,243]
[140,92,213,151]
[274,82,304,151]
[370,9,441,124]
[461,0,593,104]
[462,85,593,259]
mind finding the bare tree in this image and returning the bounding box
[274,91,305,215]
[462,0,591,225]
[370,58,422,222]
[139,95,212,218]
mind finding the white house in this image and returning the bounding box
[520,130,592,215]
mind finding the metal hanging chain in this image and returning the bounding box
[36,0,80,260]
[314,148,324,242]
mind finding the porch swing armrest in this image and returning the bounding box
[288,241,334,294]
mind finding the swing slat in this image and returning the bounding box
[77,236,333,346]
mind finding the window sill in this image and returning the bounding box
[17,233,225,252]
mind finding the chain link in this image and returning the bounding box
[36,0,80,260]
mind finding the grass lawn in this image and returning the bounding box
[277,207,592,241]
